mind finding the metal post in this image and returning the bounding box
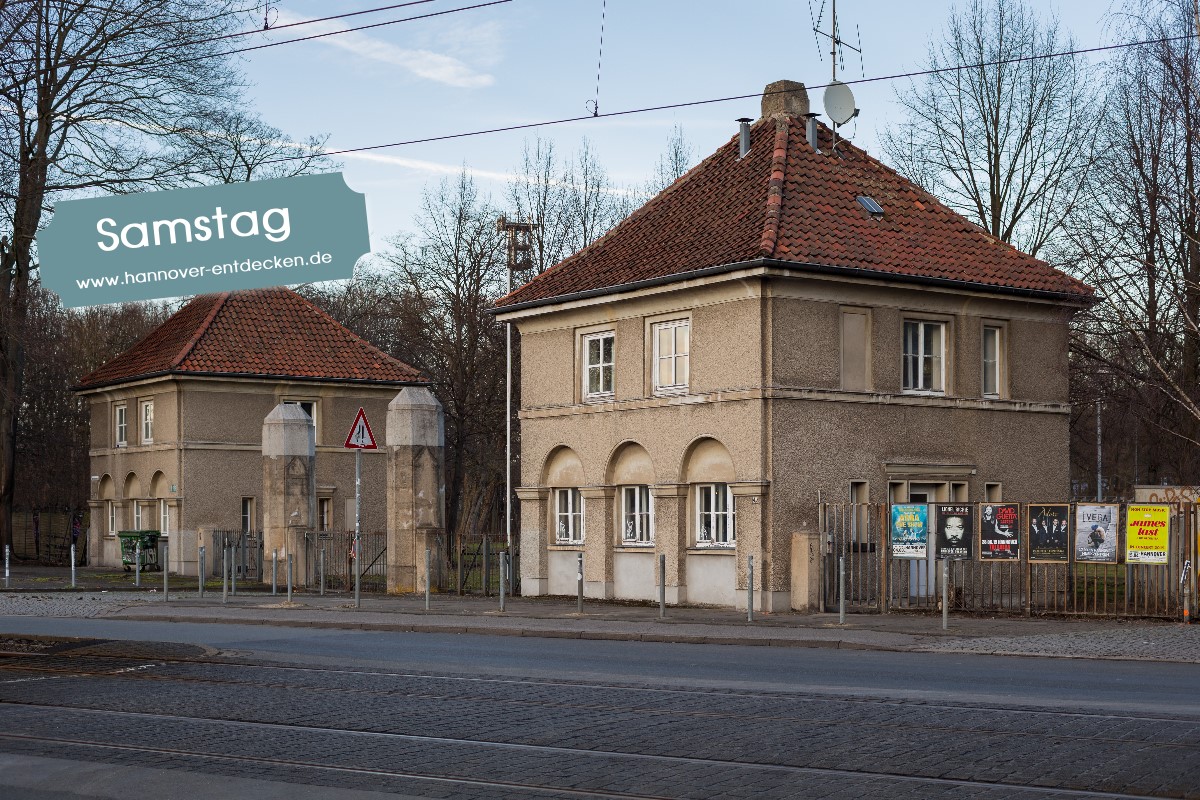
[287,553,293,603]
[221,547,228,603]
[198,546,205,596]
[499,551,507,612]
[658,553,666,619]
[70,544,76,589]
[483,537,491,597]
[576,552,583,614]
[134,540,141,587]
[1096,400,1103,501]
[230,544,237,596]
[425,547,431,611]
[319,547,325,596]
[354,447,362,610]
[942,558,949,630]
[162,539,168,602]
[272,549,278,595]
[505,250,512,553]
[3,544,8,589]
[747,555,754,623]
[838,555,846,624]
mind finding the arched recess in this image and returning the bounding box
[122,472,142,501]
[541,446,586,487]
[97,474,114,500]
[681,437,736,484]
[149,471,168,499]
[606,442,655,485]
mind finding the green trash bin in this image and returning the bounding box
[117,531,161,572]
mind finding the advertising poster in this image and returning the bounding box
[979,502,1021,560]
[1125,504,1170,564]
[1028,504,1071,562]
[890,504,929,559]
[934,504,975,560]
[1075,503,1120,563]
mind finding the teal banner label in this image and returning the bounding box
[39,172,369,307]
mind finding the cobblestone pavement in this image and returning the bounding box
[0,643,1196,798]
[915,625,1200,661]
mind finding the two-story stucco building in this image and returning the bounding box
[494,81,1094,612]
[74,288,426,573]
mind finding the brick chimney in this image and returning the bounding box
[760,80,810,118]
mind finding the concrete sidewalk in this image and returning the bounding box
[2,566,1199,662]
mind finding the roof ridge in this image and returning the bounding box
[168,292,230,370]
[758,117,790,257]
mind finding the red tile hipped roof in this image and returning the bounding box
[496,115,1093,310]
[75,288,425,390]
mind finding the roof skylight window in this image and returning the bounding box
[857,195,884,218]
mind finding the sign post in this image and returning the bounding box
[344,407,378,609]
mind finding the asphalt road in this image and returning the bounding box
[0,618,1197,799]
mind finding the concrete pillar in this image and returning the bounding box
[262,404,315,586]
[385,386,445,594]
[733,482,782,611]
[515,487,549,595]
[580,486,614,599]
[651,483,687,605]
[790,527,821,611]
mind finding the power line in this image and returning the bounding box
[258,30,1194,166]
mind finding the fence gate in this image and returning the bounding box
[210,530,263,580]
[821,503,884,612]
[305,530,386,592]
[450,533,515,596]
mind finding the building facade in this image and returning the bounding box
[495,81,1093,611]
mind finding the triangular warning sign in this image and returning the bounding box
[344,407,378,449]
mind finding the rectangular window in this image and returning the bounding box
[620,485,653,545]
[850,480,869,542]
[283,400,316,422]
[141,400,154,443]
[241,497,254,533]
[132,502,142,530]
[107,500,116,535]
[114,405,127,447]
[985,482,1003,502]
[696,483,735,546]
[583,332,615,399]
[902,320,945,393]
[554,488,583,544]
[841,310,871,391]
[159,499,169,533]
[982,325,1002,397]
[319,498,332,531]
[653,319,690,393]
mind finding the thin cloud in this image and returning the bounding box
[272,10,494,89]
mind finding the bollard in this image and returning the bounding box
[499,551,507,612]
[942,558,949,631]
[198,546,205,597]
[838,555,846,625]
[354,533,361,610]
[70,544,76,589]
[747,555,754,623]
[3,544,8,589]
[483,538,491,598]
[230,545,237,596]
[319,547,325,596]
[425,548,431,611]
[162,539,169,602]
[287,553,293,603]
[272,549,278,596]
[221,546,228,603]
[134,540,141,587]
[576,552,584,614]
[659,553,666,619]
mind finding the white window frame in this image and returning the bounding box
[652,319,690,395]
[902,319,946,394]
[107,500,116,535]
[582,331,615,400]
[620,485,653,545]
[982,325,1003,398]
[159,499,169,532]
[114,405,127,447]
[241,497,255,533]
[132,501,142,530]
[140,400,154,443]
[318,497,332,532]
[695,483,735,547]
[554,488,584,544]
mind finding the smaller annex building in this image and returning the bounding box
[495,80,1095,612]
[73,288,425,574]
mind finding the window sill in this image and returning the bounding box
[688,545,736,554]
[900,390,945,398]
[653,386,688,398]
[549,542,584,550]
[619,542,655,549]
[583,393,615,404]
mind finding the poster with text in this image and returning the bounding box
[890,504,929,559]
[979,503,1021,560]
[1028,504,1071,562]
[934,504,975,560]
[1075,503,1120,563]
[1125,504,1170,564]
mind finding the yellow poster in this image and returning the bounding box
[1125,504,1170,564]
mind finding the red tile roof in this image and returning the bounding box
[496,115,1093,310]
[75,288,425,390]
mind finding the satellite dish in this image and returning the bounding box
[823,80,857,126]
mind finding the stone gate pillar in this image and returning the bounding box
[262,404,315,587]
[386,386,445,594]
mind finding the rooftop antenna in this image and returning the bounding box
[813,0,861,153]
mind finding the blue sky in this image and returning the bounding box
[243,0,1113,252]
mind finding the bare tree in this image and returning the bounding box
[646,124,695,195]
[507,137,573,276]
[563,138,627,252]
[882,0,1098,257]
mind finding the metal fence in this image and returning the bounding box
[450,533,516,596]
[209,529,263,580]
[305,530,387,592]
[822,502,1198,620]
[11,511,87,566]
